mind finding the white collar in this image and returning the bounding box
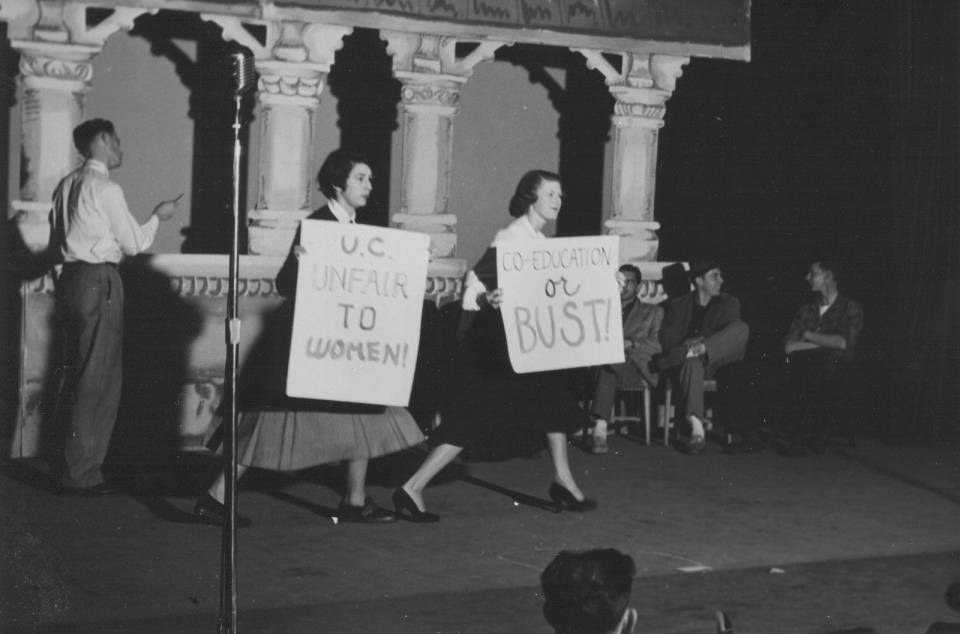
[516,214,543,238]
[85,159,109,174]
[492,213,546,247]
[328,199,356,224]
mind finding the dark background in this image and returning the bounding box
[654,0,959,440]
[552,0,957,440]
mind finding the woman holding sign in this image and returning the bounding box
[195,149,424,525]
[394,170,596,522]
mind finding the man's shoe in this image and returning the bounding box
[61,482,117,497]
[337,497,397,523]
[193,492,252,527]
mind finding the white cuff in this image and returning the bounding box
[461,270,487,311]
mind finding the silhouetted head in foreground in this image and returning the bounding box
[541,549,638,634]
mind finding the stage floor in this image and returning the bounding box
[3,434,959,632]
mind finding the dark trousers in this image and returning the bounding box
[591,342,659,421]
[591,360,647,421]
[783,349,849,443]
[676,320,750,420]
[57,262,124,488]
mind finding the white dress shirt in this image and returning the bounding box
[49,159,158,264]
[327,198,356,224]
[462,214,545,311]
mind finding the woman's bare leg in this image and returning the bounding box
[546,432,585,501]
[344,458,369,507]
[400,443,463,511]
[208,464,249,504]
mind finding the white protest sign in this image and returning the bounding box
[286,220,430,406]
[499,236,624,373]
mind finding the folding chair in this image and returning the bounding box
[661,378,717,445]
[609,381,653,446]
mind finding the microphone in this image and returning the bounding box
[229,52,255,95]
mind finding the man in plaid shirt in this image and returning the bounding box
[779,258,864,455]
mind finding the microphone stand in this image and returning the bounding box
[220,88,245,634]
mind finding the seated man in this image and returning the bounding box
[541,548,638,634]
[778,258,863,455]
[657,258,749,453]
[589,264,664,453]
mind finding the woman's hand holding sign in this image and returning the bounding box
[478,288,504,309]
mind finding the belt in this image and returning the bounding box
[62,261,118,269]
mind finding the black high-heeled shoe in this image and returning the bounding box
[548,482,597,512]
[392,488,440,523]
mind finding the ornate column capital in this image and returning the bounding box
[17,43,93,89]
[396,72,463,116]
[382,31,509,118]
[381,31,507,78]
[255,60,326,108]
[4,0,154,47]
[574,50,688,128]
[202,17,351,108]
[202,15,351,65]
[574,50,689,93]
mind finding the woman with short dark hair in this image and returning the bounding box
[393,170,596,522]
[195,149,424,525]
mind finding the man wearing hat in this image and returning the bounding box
[657,258,749,453]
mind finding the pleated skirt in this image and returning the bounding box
[235,405,424,472]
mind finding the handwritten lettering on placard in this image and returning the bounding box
[286,220,429,406]
[499,236,624,373]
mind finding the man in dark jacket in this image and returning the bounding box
[658,258,749,453]
[777,258,863,455]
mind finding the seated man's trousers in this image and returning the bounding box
[676,320,750,421]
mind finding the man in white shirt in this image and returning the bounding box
[50,118,180,494]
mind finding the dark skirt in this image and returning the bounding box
[431,305,588,461]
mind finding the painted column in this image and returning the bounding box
[9,41,95,250]
[248,60,327,255]
[2,1,152,251]
[382,32,504,258]
[202,18,351,255]
[575,51,688,262]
